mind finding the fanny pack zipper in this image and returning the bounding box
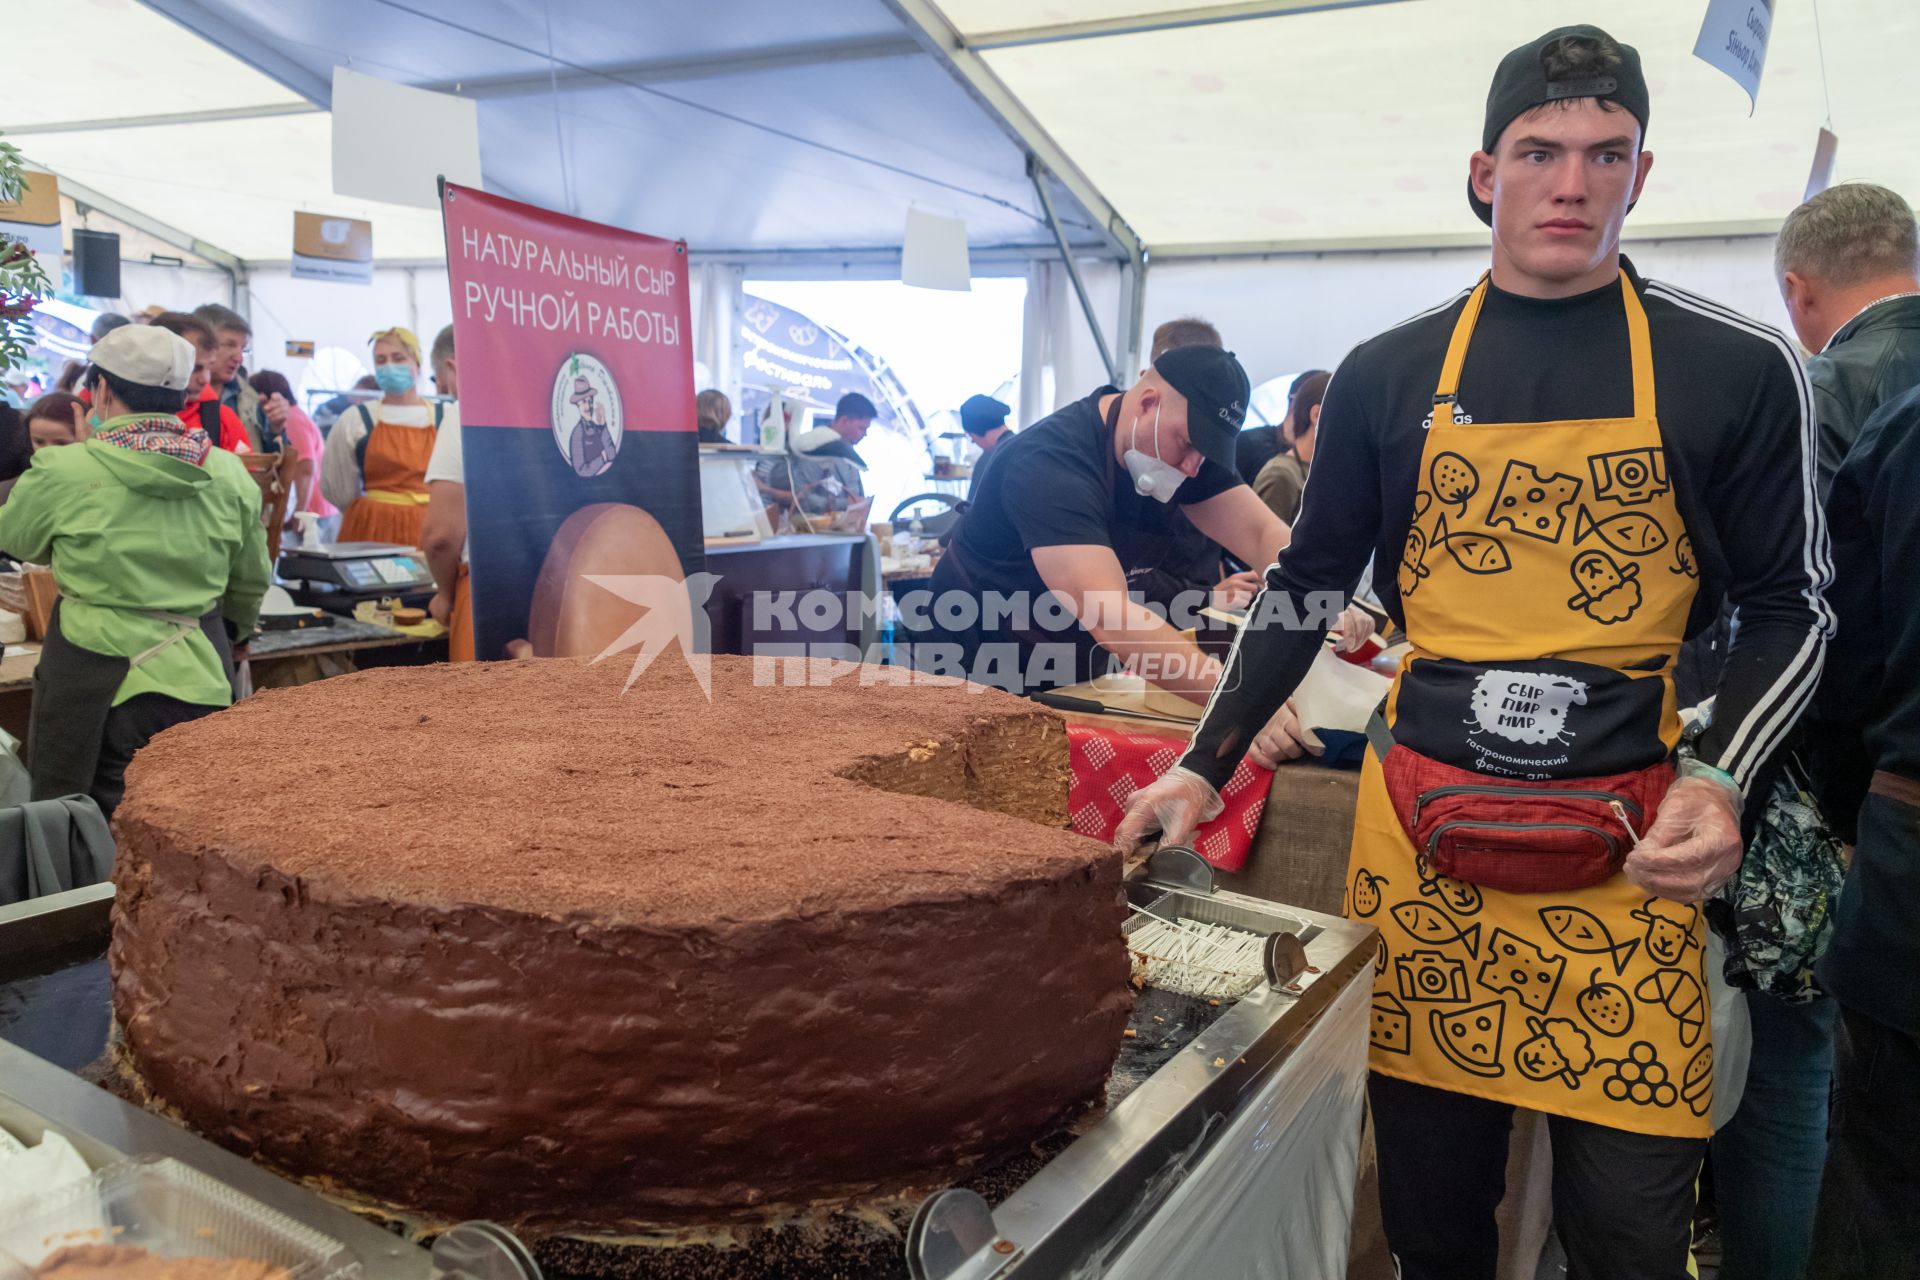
[1412,785,1643,826]
[1427,819,1623,859]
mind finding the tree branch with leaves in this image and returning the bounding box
[0,138,53,375]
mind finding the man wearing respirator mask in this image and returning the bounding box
[909,342,1371,764]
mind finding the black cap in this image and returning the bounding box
[1470,25,1649,226]
[1153,345,1249,474]
[834,391,878,421]
[959,393,1010,436]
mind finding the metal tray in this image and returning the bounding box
[903,878,1371,1279]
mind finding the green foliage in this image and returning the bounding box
[0,138,54,375]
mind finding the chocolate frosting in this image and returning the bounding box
[111,656,1130,1234]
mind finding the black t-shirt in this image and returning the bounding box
[917,385,1240,685]
[1180,260,1831,794]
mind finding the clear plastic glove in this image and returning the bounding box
[1330,603,1378,653]
[1113,766,1224,857]
[1249,697,1322,769]
[1623,775,1743,902]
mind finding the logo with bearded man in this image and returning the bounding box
[551,353,623,478]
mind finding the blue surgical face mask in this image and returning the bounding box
[374,363,416,394]
[1122,403,1186,503]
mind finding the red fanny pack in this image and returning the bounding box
[1380,744,1671,894]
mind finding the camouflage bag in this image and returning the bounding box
[1705,750,1847,1003]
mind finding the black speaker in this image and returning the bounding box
[71,229,121,298]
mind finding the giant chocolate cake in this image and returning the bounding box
[109,656,1130,1237]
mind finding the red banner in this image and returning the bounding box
[440,183,702,659]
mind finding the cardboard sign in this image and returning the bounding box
[440,182,701,661]
[1693,0,1773,113]
[291,212,374,284]
[1805,127,1840,201]
[333,67,482,209]
[0,170,62,269]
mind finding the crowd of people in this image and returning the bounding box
[1,19,1917,1280]
[0,304,462,814]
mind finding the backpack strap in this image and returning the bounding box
[198,398,224,446]
[353,403,377,477]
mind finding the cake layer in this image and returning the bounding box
[110,656,1130,1233]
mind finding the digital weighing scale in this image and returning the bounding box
[277,542,435,615]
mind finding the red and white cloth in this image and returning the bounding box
[1066,724,1273,872]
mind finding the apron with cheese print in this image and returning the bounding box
[1350,273,1713,1138]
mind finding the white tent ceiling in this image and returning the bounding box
[940,0,1920,254]
[6,0,1917,268]
[5,0,1115,265]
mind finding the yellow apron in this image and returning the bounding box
[1352,273,1713,1139]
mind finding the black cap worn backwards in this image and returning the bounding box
[1153,344,1249,475]
[834,391,879,421]
[1470,24,1649,226]
[959,393,1010,436]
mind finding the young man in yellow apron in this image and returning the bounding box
[0,325,271,816]
[1118,26,1830,1279]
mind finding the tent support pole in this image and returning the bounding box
[1030,158,1118,385]
[1117,253,1147,379]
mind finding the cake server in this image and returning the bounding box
[1028,691,1197,726]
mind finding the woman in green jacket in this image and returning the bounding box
[0,325,270,815]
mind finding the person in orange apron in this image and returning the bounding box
[1118,25,1831,1280]
[320,327,456,548]
[420,325,474,661]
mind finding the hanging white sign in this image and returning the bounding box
[1692,0,1773,113]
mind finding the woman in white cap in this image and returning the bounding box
[0,324,271,815]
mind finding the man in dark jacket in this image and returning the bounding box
[1806,379,1920,1278]
[1698,181,1920,1280]
[1777,182,1920,496]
